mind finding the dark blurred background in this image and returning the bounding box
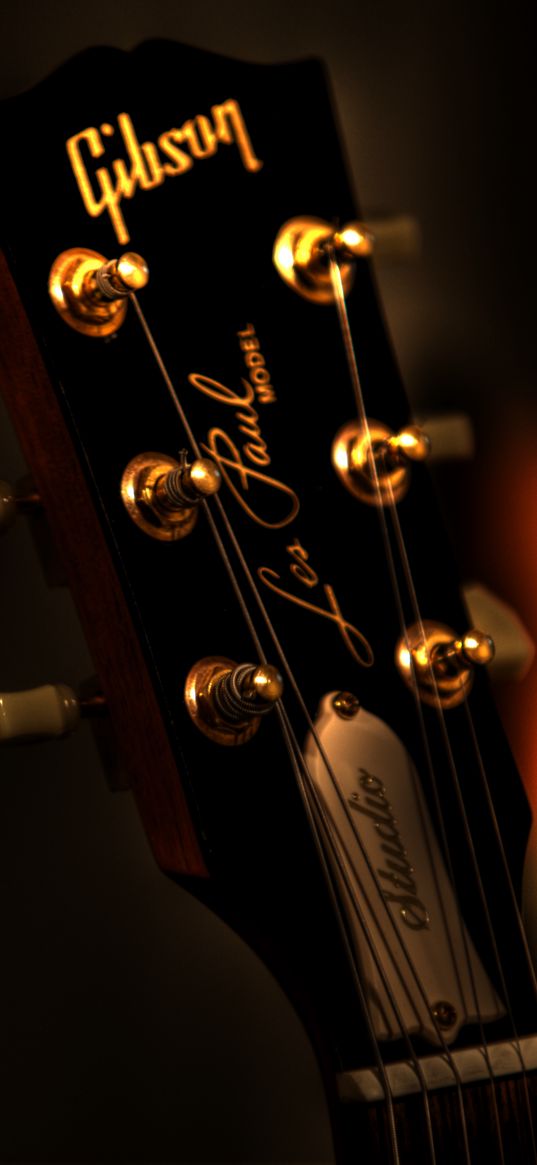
[0,1,535,1161]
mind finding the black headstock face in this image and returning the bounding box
[1,40,535,1135]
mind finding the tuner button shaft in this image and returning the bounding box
[396,621,495,708]
[92,252,149,300]
[121,452,221,541]
[431,630,495,674]
[0,478,41,533]
[49,247,149,336]
[332,419,430,506]
[273,214,421,302]
[154,457,221,511]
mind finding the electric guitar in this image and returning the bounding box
[1,40,536,1163]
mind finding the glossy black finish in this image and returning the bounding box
[0,40,534,1160]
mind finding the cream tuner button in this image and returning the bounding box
[359,214,422,262]
[0,683,81,742]
[416,414,475,462]
[462,583,535,681]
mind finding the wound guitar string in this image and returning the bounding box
[127,289,414,1165]
[129,277,537,1161]
[326,249,500,1159]
[381,455,537,1161]
[326,251,537,1162]
[382,454,537,1161]
[125,288,494,1165]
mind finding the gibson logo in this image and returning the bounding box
[66,100,263,244]
[349,769,430,931]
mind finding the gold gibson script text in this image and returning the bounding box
[189,371,299,529]
[66,100,263,244]
[189,342,373,668]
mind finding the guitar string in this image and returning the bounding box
[323,252,512,1155]
[325,251,500,1152]
[459,696,537,1156]
[208,486,446,1164]
[276,702,441,1165]
[127,290,408,1165]
[383,463,537,1162]
[382,440,535,1151]
[127,290,434,1043]
[204,477,470,1162]
[327,251,535,1161]
[372,368,535,1151]
[131,279,537,1155]
[326,249,510,1162]
[320,257,479,1024]
[127,290,477,1078]
[131,248,535,1155]
[126,291,480,1165]
[127,284,507,1165]
[380,456,508,1164]
[385,438,537,1004]
[127,283,465,1068]
[325,248,501,1004]
[128,286,442,1160]
[198,501,417,1165]
[461,691,537,996]
[276,706,402,1165]
[198,482,463,1165]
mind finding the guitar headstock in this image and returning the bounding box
[1,40,535,1163]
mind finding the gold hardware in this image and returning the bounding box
[332,420,430,506]
[120,452,221,541]
[432,1001,457,1030]
[273,214,420,304]
[184,657,283,746]
[332,691,361,719]
[48,247,149,336]
[273,217,372,304]
[66,102,262,246]
[396,621,495,708]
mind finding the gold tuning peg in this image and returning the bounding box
[121,451,221,541]
[332,419,430,506]
[185,658,283,746]
[273,214,421,303]
[0,477,41,534]
[48,247,149,337]
[331,223,374,259]
[396,621,495,708]
[431,629,495,672]
[384,425,431,464]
